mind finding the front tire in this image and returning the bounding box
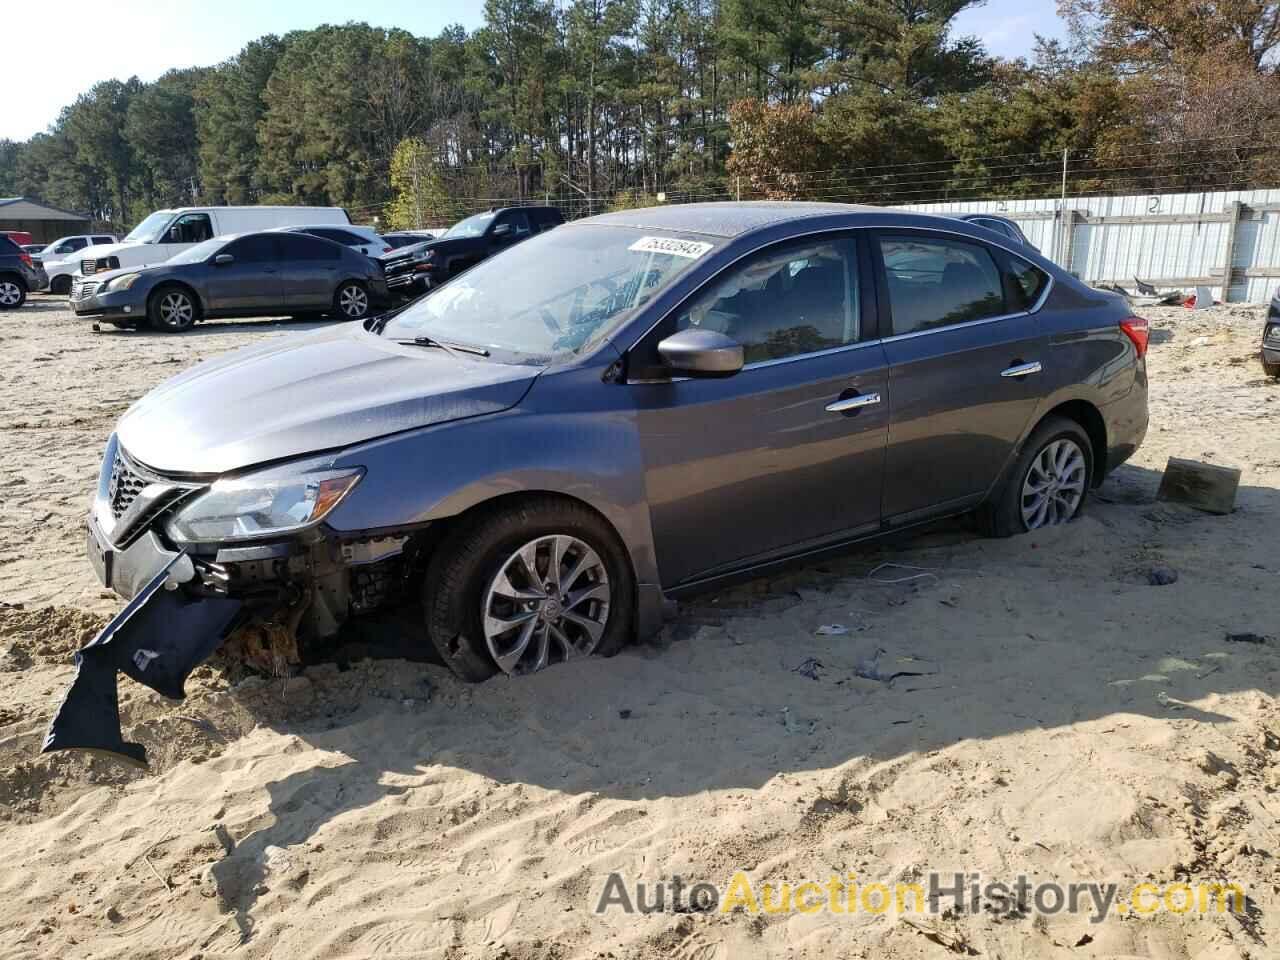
[424,498,636,682]
[50,274,72,296]
[0,276,26,310]
[147,285,198,332]
[978,416,1093,537]
[333,281,370,321]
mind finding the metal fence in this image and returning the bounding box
[902,189,1280,303]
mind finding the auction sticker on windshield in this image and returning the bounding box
[628,236,714,259]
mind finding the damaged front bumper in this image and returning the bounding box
[44,437,413,766]
[42,552,243,766]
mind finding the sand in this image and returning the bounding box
[1,297,1278,959]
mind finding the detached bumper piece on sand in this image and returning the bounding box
[42,555,241,767]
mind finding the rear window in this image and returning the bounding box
[0,236,18,254]
[1005,256,1050,310]
[878,234,1006,335]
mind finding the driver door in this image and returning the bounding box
[203,234,283,313]
[627,234,889,587]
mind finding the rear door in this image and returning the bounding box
[630,233,889,586]
[871,229,1051,525]
[203,234,283,313]
[278,233,342,310]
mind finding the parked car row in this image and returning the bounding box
[70,231,388,330]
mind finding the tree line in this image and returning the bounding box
[2,0,1279,231]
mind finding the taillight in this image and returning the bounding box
[18,252,32,268]
[1120,316,1149,358]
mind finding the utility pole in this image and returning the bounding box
[1059,149,1070,265]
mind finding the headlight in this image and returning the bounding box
[107,272,142,291]
[166,465,364,543]
[1266,323,1280,344]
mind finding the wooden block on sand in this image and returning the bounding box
[1156,458,1241,515]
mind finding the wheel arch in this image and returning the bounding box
[1037,399,1108,487]
[149,279,204,316]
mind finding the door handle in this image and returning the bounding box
[1001,361,1042,378]
[826,392,882,413]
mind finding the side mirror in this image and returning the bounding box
[491,223,512,239]
[213,254,234,266]
[656,328,744,378]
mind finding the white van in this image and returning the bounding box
[73,206,350,280]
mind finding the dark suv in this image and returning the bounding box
[0,234,45,309]
[381,205,563,296]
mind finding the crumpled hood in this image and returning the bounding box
[117,323,542,475]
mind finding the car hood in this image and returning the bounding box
[76,240,158,267]
[86,262,177,287]
[116,323,542,475]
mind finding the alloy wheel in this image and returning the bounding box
[338,284,368,318]
[158,292,194,328]
[1020,438,1087,530]
[0,281,21,306]
[481,535,611,675]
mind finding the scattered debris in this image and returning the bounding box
[792,657,824,681]
[1148,566,1179,586]
[853,648,939,685]
[814,624,848,636]
[866,562,939,585]
[1157,457,1241,515]
[1225,632,1271,645]
[899,916,979,955]
[618,709,632,719]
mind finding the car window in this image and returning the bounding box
[92,236,114,244]
[280,233,340,261]
[501,211,532,237]
[162,214,213,245]
[223,234,278,263]
[311,228,360,245]
[673,238,859,365]
[1005,255,1050,311]
[878,235,1006,335]
[0,237,18,254]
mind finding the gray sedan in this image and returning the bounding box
[70,231,389,331]
[45,202,1149,765]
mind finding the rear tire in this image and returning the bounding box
[977,416,1093,538]
[0,275,26,310]
[147,285,199,332]
[333,281,370,321]
[424,498,636,682]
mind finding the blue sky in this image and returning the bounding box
[4,0,1067,142]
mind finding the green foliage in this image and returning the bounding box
[386,137,451,229]
[6,2,1280,231]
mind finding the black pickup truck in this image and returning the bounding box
[380,206,563,298]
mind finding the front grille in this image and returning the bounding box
[106,449,148,520]
[71,279,99,301]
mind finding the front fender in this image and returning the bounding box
[322,362,659,591]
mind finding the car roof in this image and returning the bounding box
[578,201,884,239]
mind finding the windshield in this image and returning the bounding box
[380,224,717,358]
[444,212,495,239]
[167,237,226,265]
[123,211,174,244]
